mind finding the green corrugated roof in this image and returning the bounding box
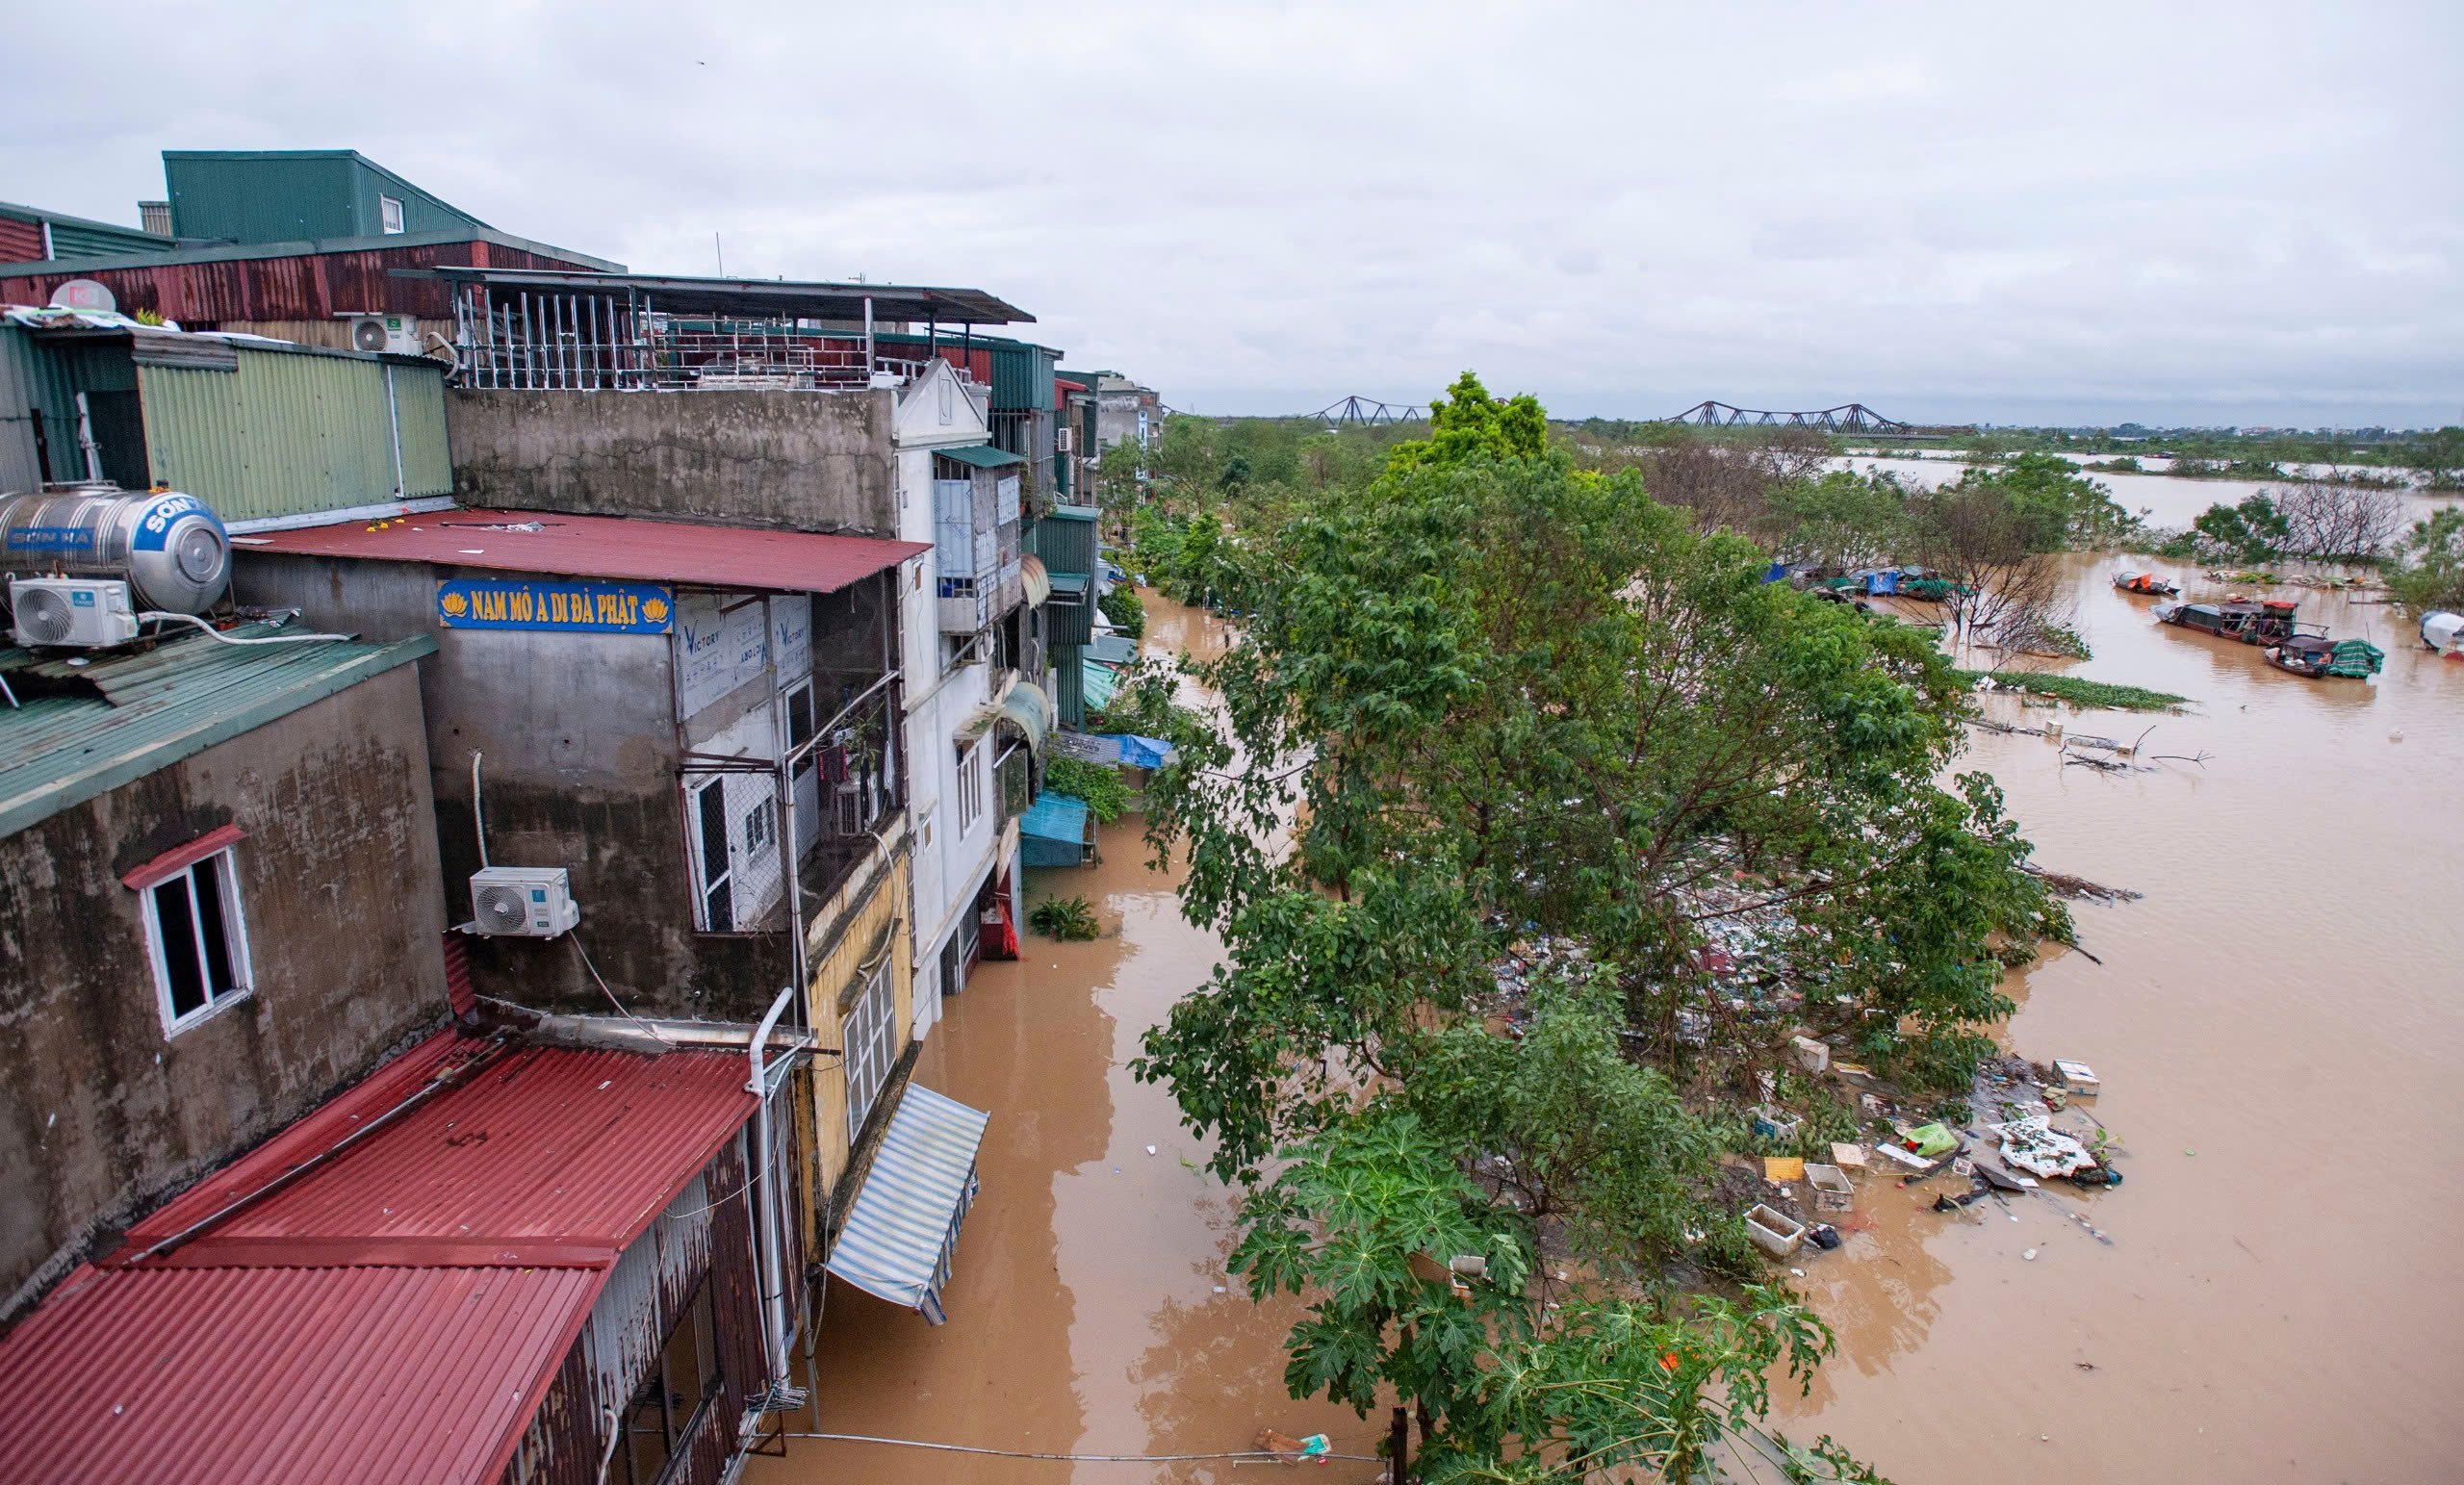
[0,625,435,837]
[1042,503,1098,522]
[937,444,1025,470]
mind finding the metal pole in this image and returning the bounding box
[862,295,874,380]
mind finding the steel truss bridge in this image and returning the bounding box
[1308,396,1427,425]
[1658,400,1919,434]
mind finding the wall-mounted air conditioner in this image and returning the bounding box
[7,576,138,648]
[346,313,422,356]
[1056,426,1073,454]
[469,866,581,937]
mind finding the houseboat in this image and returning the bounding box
[2263,635,2385,678]
[2152,597,2303,645]
[2113,570,2179,597]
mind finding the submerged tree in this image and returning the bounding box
[1124,374,2058,1479]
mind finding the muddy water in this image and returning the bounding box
[1836,454,2459,532]
[751,597,1378,1485]
[757,577,2464,1485]
[1776,554,2464,1480]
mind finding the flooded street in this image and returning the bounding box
[761,572,2464,1485]
[753,597,1377,1485]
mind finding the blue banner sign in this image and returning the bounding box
[437,577,673,633]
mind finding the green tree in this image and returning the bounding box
[1122,378,2056,1485]
[2190,494,2292,562]
[2401,426,2464,489]
[1232,1108,1882,1482]
[2385,506,2464,611]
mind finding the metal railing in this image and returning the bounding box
[449,283,975,393]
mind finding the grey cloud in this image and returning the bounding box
[3,0,2457,425]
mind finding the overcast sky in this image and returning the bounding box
[7,1,2458,426]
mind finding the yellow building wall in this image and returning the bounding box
[797,835,913,1259]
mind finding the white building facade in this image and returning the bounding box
[892,360,1036,1037]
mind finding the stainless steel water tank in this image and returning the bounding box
[0,485,231,615]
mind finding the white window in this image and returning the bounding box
[142,848,252,1035]
[843,963,898,1139]
[955,739,985,832]
[690,778,733,932]
[379,194,404,234]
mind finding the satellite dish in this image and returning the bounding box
[49,279,116,313]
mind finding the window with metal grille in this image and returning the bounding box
[843,963,897,1142]
[143,848,252,1036]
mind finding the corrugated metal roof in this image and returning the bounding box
[0,625,435,838]
[0,1263,600,1485]
[0,231,625,320]
[0,198,175,257]
[0,1032,759,1485]
[164,149,490,244]
[248,507,930,594]
[937,443,1024,470]
[424,266,1030,325]
[118,1034,757,1266]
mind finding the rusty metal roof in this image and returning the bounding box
[246,507,928,594]
[116,1033,756,1267]
[1,1264,601,1485]
[0,1031,757,1484]
[421,265,1030,324]
[0,624,435,839]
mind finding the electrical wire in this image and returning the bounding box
[568,933,677,1048]
[777,1433,1381,1463]
[140,611,350,645]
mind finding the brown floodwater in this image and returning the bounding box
[756,573,2464,1485]
[1775,552,2464,1481]
[750,597,1380,1485]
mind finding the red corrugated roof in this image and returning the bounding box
[1,1264,599,1485]
[248,508,929,595]
[117,1034,755,1267]
[0,1031,759,1484]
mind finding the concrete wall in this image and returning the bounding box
[0,666,450,1321]
[237,551,794,1023]
[446,389,901,537]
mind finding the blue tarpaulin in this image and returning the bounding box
[1112,733,1174,769]
[1021,791,1091,867]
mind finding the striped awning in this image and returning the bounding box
[824,1084,989,1325]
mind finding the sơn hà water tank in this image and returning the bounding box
[0,484,231,615]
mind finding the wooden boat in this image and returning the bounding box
[2264,636,2384,678]
[2153,598,2301,645]
[2113,570,2178,597]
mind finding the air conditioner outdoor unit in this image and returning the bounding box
[1056,426,1073,453]
[7,576,138,648]
[469,866,581,937]
[346,313,422,356]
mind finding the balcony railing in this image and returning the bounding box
[449,282,976,393]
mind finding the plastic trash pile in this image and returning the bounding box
[1989,1114,2101,1179]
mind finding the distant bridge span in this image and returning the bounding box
[1659,400,1916,434]
[1309,396,1427,425]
